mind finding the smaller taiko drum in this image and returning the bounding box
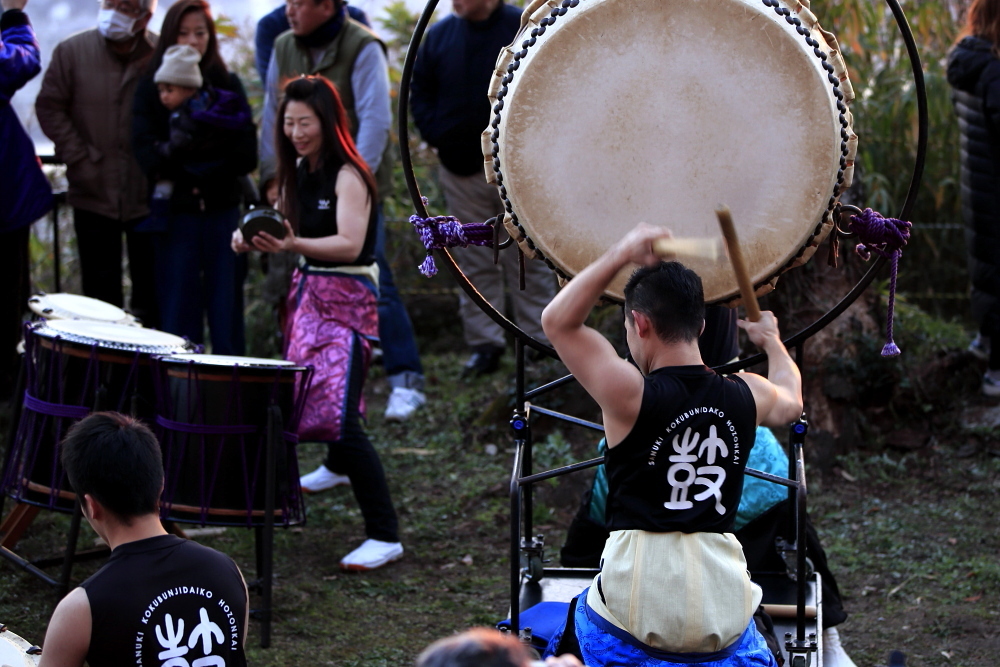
[1,320,193,512]
[152,354,313,527]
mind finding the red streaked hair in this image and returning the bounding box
[274,75,378,229]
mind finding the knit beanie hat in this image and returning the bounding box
[154,44,203,88]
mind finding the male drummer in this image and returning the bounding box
[540,223,802,662]
[38,412,249,667]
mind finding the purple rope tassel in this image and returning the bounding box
[409,197,494,277]
[848,208,912,357]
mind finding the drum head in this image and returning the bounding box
[31,320,190,353]
[0,628,41,666]
[490,0,855,303]
[159,353,300,368]
[28,293,136,325]
[156,353,306,379]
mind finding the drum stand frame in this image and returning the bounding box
[399,0,927,660]
[0,371,112,597]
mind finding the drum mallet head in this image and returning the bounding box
[651,237,725,262]
[716,205,761,322]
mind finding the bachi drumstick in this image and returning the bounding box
[716,205,761,322]
[651,237,724,262]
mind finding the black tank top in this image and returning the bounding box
[295,158,377,268]
[81,535,248,667]
[605,365,757,534]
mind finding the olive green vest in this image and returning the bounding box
[273,19,393,199]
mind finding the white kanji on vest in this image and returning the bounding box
[664,427,699,510]
[663,425,729,514]
[694,465,728,515]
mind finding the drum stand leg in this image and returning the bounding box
[252,404,281,649]
[57,498,85,597]
[0,502,66,589]
[0,353,27,522]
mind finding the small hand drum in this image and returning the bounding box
[0,627,41,667]
[485,0,858,303]
[240,206,287,243]
[28,293,140,326]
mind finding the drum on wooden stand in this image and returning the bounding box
[1,321,193,512]
[484,0,858,303]
[151,354,313,527]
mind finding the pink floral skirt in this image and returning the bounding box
[283,268,379,442]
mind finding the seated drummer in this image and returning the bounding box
[38,412,249,667]
[540,223,802,664]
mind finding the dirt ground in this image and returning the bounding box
[1,350,998,666]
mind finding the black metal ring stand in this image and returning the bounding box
[398,0,927,655]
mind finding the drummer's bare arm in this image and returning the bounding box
[736,312,803,427]
[542,223,672,440]
[38,587,91,667]
[252,165,371,264]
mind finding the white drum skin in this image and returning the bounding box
[486,0,857,303]
[0,627,41,667]
[28,293,139,326]
[31,320,190,354]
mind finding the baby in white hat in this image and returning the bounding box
[154,44,203,111]
[146,44,206,226]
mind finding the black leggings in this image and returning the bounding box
[323,335,399,543]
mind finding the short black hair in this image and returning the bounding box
[417,628,531,667]
[60,412,164,522]
[623,261,705,343]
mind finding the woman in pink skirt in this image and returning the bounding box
[232,76,401,571]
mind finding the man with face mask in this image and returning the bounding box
[35,0,159,327]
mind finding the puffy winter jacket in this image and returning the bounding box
[948,36,1000,335]
[0,9,53,231]
[35,28,155,221]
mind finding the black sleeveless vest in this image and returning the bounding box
[296,158,377,268]
[81,535,248,667]
[606,365,757,534]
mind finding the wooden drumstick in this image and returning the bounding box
[716,205,762,322]
[651,237,724,261]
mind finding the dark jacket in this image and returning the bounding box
[1,9,54,231]
[132,70,257,215]
[36,28,155,221]
[948,36,1000,334]
[410,2,521,176]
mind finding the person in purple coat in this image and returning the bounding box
[0,0,53,401]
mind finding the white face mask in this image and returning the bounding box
[97,7,141,42]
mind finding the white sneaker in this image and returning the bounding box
[299,464,351,493]
[984,371,1000,398]
[339,539,404,571]
[384,387,426,421]
[969,334,991,361]
[823,627,858,667]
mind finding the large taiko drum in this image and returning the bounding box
[1,321,193,512]
[152,354,313,527]
[484,0,858,303]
